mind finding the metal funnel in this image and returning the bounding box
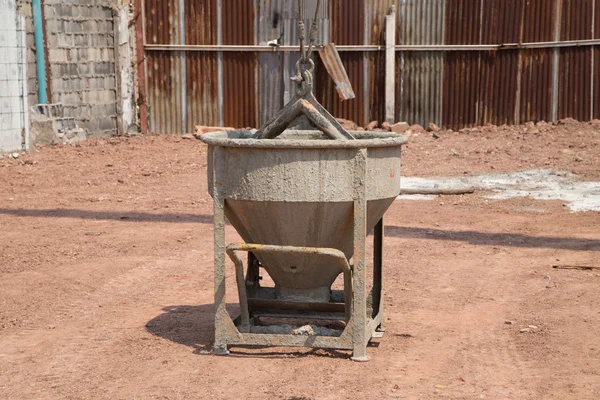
[203,130,406,302]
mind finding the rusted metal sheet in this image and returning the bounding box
[594,0,600,119]
[365,0,396,124]
[519,0,555,123]
[519,49,554,123]
[185,0,219,129]
[145,0,219,133]
[396,0,444,127]
[318,43,355,100]
[145,0,184,134]
[222,0,258,128]
[141,0,600,133]
[477,0,521,126]
[443,0,481,129]
[558,0,594,121]
[257,0,284,126]
[282,0,329,108]
[316,0,366,126]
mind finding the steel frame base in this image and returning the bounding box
[211,149,386,361]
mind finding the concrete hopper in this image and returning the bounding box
[202,129,406,361]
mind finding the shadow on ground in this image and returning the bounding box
[385,226,600,251]
[4,208,596,251]
[145,305,215,354]
[145,304,350,359]
[0,208,212,224]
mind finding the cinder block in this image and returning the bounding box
[82,118,99,132]
[64,104,90,120]
[83,48,103,61]
[90,103,115,118]
[76,6,92,18]
[97,20,113,32]
[50,63,78,78]
[93,61,114,75]
[66,20,84,33]
[101,48,115,62]
[98,7,114,19]
[19,2,33,18]
[57,33,74,48]
[98,89,116,103]
[26,33,35,48]
[73,33,87,47]
[48,48,68,63]
[87,34,101,47]
[82,91,97,102]
[82,20,97,32]
[54,4,74,17]
[77,62,92,75]
[56,91,81,105]
[52,77,87,93]
[99,116,117,131]
[104,76,116,89]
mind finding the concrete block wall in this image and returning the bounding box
[15,0,37,108]
[43,0,118,136]
[1,0,28,153]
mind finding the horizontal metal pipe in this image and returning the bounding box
[247,298,346,313]
[226,243,351,275]
[144,39,600,53]
[145,44,383,52]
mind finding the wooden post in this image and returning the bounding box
[385,6,396,125]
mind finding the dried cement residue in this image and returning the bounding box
[250,324,341,337]
[398,169,600,212]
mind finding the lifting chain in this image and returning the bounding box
[253,0,354,141]
[293,0,321,88]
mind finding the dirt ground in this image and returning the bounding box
[1,120,599,399]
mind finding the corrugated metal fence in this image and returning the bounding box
[141,0,600,132]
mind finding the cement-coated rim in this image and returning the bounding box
[200,130,407,149]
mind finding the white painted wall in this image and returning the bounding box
[0,0,29,153]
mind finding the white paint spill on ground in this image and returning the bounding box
[398,169,600,212]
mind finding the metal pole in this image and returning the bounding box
[551,0,563,122]
[591,0,595,120]
[133,0,148,133]
[32,0,47,104]
[179,0,187,133]
[144,39,600,53]
[385,7,396,124]
[217,0,224,127]
[17,14,30,150]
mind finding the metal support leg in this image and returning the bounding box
[246,252,261,297]
[212,194,230,355]
[212,147,229,356]
[351,149,370,362]
[373,217,385,337]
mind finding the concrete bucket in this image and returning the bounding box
[202,128,406,361]
[204,130,405,301]
[200,12,406,359]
